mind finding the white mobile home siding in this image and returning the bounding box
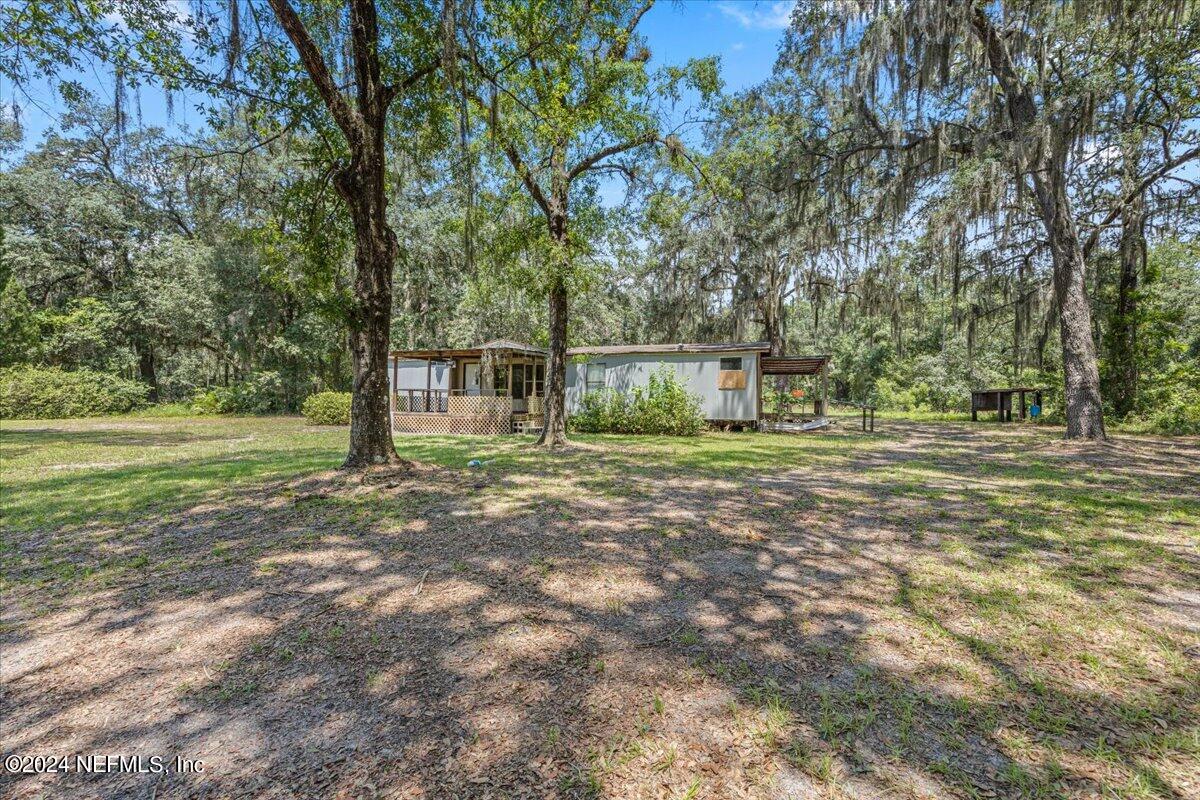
[564,351,760,422]
[388,359,451,392]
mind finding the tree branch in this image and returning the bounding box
[607,0,653,61]
[347,0,386,120]
[567,131,657,182]
[1082,144,1200,259]
[266,0,363,143]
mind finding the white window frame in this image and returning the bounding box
[585,362,607,393]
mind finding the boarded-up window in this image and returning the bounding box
[586,362,606,393]
[718,356,746,390]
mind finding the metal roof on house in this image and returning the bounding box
[390,340,547,359]
[477,339,548,355]
[566,341,772,356]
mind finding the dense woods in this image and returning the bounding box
[2,1,1199,452]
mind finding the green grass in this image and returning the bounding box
[0,416,890,533]
[2,414,1198,797]
[0,417,348,530]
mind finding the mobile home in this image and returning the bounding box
[387,339,829,434]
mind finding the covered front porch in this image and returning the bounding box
[388,339,547,435]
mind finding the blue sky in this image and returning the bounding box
[9,1,794,147]
[642,1,792,93]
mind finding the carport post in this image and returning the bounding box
[755,355,763,424]
[821,361,829,417]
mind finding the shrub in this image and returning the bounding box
[1140,396,1200,435]
[189,387,231,415]
[1122,382,1200,436]
[302,391,352,425]
[873,376,919,412]
[190,371,286,415]
[0,366,149,419]
[570,366,704,436]
[573,387,636,433]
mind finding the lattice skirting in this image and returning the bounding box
[392,413,510,436]
[448,395,512,415]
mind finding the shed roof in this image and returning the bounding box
[760,355,831,376]
[567,341,771,356]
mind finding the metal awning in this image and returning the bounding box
[760,355,831,375]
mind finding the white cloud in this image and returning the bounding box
[716,1,796,31]
[730,41,746,52]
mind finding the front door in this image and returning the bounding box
[465,363,481,396]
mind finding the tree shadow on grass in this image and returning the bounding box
[2,422,1198,798]
[0,427,237,450]
[1,447,344,532]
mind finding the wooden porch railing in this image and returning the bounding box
[394,389,450,413]
[393,391,544,415]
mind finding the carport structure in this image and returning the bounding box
[757,354,831,421]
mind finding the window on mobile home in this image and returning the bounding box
[586,362,606,393]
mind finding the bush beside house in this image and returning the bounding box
[571,367,704,436]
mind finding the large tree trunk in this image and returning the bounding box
[535,166,572,448]
[137,342,158,403]
[538,280,569,447]
[763,293,787,393]
[1030,165,1106,439]
[973,8,1105,440]
[267,0,404,467]
[1108,193,1143,419]
[336,150,401,467]
[538,193,570,448]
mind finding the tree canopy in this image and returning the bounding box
[2,0,1198,439]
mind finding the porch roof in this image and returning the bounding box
[390,339,547,360]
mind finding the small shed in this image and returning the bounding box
[971,387,1042,422]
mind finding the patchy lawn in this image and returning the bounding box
[1,416,1198,799]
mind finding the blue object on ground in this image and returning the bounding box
[1030,405,1041,417]
[467,458,494,468]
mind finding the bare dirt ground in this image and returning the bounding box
[2,419,1198,799]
